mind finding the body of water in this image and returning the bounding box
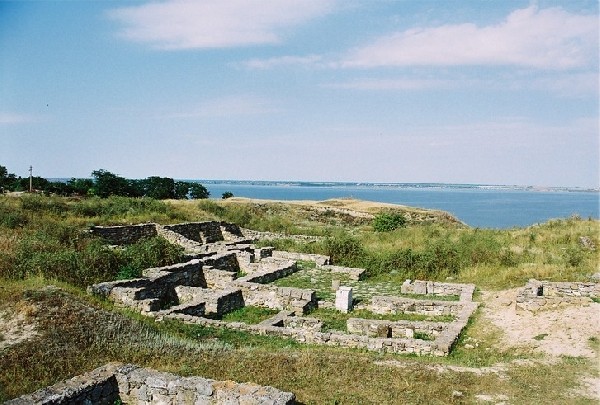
[201,182,599,229]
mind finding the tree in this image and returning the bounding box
[0,165,17,192]
[174,182,190,199]
[67,178,94,196]
[142,176,175,199]
[188,183,210,199]
[222,191,234,199]
[91,169,132,197]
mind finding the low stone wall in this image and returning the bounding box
[400,279,475,301]
[369,296,464,316]
[156,224,204,251]
[241,228,321,243]
[7,363,295,404]
[237,260,298,284]
[234,280,317,314]
[5,363,120,405]
[163,222,224,244]
[203,266,237,289]
[161,311,446,356]
[90,223,158,245]
[174,286,244,316]
[88,260,207,313]
[319,265,366,281]
[201,251,241,273]
[516,279,599,311]
[271,251,331,266]
[346,318,447,339]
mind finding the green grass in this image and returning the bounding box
[221,306,279,324]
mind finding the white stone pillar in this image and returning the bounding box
[335,286,353,313]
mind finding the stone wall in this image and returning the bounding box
[7,363,295,404]
[516,279,599,311]
[400,279,475,301]
[88,260,206,313]
[346,318,448,339]
[160,311,447,356]
[236,260,298,284]
[163,222,224,244]
[233,280,317,314]
[90,223,158,245]
[271,251,331,266]
[369,296,464,316]
[173,286,244,317]
[319,265,366,281]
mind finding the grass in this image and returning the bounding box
[221,306,279,324]
[0,195,598,403]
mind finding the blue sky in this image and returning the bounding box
[1,0,598,187]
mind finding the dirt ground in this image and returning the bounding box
[480,289,600,400]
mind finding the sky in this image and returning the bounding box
[1,0,598,188]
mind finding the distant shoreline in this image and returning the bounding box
[46,178,600,194]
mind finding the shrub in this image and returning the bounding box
[323,232,365,267]
[372,212,406,232]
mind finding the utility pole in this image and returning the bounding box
[29,165,33,193]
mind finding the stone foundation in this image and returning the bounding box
[90,223,158,245]
[88,221,478,357]
[516,279,600,311]
[400,279,475,301]
[6,363,295,404]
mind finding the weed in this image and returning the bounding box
[533,333,548,341]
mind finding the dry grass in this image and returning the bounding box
[1,283,598,404]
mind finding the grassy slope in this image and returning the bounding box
[0,195,598,403]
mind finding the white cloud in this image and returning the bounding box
[109,0,335,49]
[239,55,323,69]
[323,78,452,90]
[323,71,598,97]
[341,6,598,69]
[164,95,280,118]
[0,112,38,124]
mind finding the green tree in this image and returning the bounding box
[142,176,175,199]
[67,178,94,195]
[174,181,190,199]
[188,182,210,199]
[222,191,234,199]
[91,169,132,198]
[0,165,17,192]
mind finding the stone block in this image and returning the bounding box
[335,287,353,313]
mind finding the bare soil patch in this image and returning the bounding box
[480,289,600,358]
[0,306,38,352]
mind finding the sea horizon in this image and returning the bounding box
[47,178,600,193]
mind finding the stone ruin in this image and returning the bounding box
[516,278,599,312]
[87,221,478,357]
[6,363,294,405]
